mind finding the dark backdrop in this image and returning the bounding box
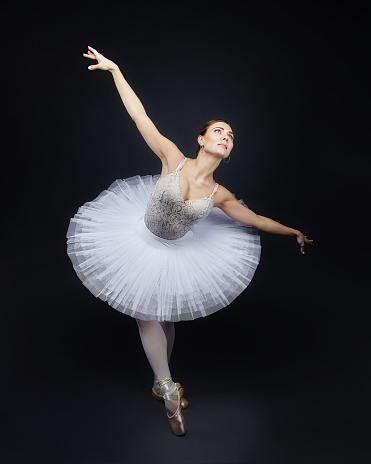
[2,1,370,463]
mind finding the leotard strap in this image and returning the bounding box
[175,157,187,171]
[211,183,219,196]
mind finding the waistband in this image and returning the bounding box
[136,216,194,249]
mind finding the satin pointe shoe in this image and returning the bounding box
[152,380,189,409]
[158,377,186,436]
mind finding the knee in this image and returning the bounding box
[135,318,145,330]
[136,318,156,332]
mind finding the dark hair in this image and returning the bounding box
[196,119,234,156]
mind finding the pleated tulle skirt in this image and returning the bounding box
[66,174,261,321]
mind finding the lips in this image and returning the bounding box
[218,144,227,149]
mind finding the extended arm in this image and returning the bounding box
[216,187,314,254]
[83,46,181,162]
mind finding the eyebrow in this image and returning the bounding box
[214,126,234,135]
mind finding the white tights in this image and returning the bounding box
[135,319,175,379]
[135,319,178,414]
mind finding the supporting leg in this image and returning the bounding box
[135,318,178,415]
[152,321,189,410]
[160,321,175,363]
[153,321,175,387]
[136,319,170,381]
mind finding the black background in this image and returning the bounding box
[2,1,370,463]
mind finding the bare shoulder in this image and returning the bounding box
[213,185,237,207]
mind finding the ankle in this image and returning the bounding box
[153,377,160,394]
[158,377,177,399]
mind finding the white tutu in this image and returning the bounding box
[66,174,261,321]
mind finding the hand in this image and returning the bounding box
[83,46,119,72]
[296,231,314,255]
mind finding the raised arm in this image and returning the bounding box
[83,46,182,164]
[215,186,314,254]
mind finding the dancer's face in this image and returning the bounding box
[198,122,234,159]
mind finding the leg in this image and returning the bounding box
[136,318,178,415]
[153,321,189,410]
[153,321,174,386]
[136,318,171,381]
[160,321,175,363]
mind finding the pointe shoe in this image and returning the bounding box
[152,382,189,409]
[158,377,186,437]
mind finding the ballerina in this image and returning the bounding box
[66,46,314,436]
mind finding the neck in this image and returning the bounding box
[191,152,222,181]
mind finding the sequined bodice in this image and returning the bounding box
[144,157,219,240]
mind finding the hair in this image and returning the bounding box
[196,119,235,156]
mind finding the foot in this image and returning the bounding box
[163,388,179,416]
[158,377,186,436]
[156,379,179,415]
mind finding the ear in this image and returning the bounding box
[197,135,203,145]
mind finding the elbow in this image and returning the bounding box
[131,110,147,123]
[253,215,265,230]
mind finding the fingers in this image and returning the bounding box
[83,52,96,60]
[83,48,98,58]
[304,236,315,246]
[88,45,99,55]
[300,235,315,255]
[83,46,100,70]
[297,236,305,254]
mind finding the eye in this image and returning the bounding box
[214,129,221,133]
[228,134,234,140]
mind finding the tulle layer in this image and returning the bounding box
[66,174,261,321]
